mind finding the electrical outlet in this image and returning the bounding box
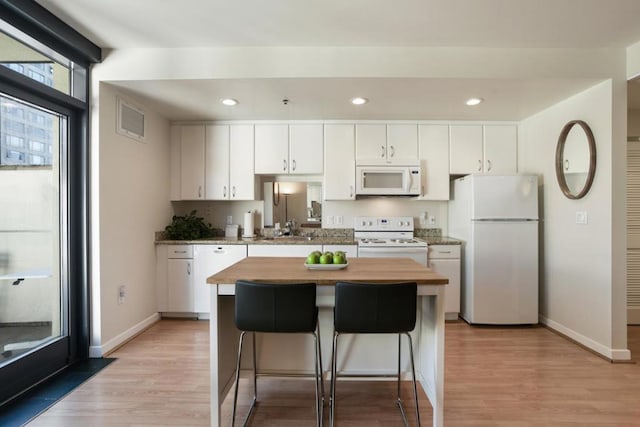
[226,215,233,225]
[420,212,428,226]
[118,285,126,304]
[336,215,343,225]
[326,216,334,226]
[428,216,436,225]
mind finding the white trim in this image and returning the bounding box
[540,315,631,361]
[89,313,160,357]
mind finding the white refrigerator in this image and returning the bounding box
[448,174,539,325]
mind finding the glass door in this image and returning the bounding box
[0,92,70,402]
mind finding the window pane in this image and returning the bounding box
[0,94,64,366]
[0,22,87,101]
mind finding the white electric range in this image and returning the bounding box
[354,216,428,266]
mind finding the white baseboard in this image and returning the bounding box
[628,307,640,325]
[89,313,160,358]
[539,315,631,361]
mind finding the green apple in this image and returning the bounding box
[319,254,331,264]
[306,253,319,264]
[334,251,346,258]
[333,254,346,264]
[313,250,322,257]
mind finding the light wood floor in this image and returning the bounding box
[28,320,640,426]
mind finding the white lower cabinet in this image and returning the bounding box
[157,245,195,314]
[428,245,461,320]
[193,245,247,315]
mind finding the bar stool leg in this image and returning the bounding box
[406,332,421,426]
[231,331,246,427]
[317,322,325,405]
[313,331,322,427]
[252,332,258,402]
[330,332,339,427]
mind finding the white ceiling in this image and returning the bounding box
[36,0,640,121]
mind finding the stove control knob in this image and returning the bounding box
[368,221,373,226]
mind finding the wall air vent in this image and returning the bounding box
[117,97,145,142]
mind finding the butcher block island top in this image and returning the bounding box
[207,256,449,286]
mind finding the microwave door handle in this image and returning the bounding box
[403,170,410,192]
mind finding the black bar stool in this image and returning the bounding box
[232,280,323,426]
[330,281,420,426]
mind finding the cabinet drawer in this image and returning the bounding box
[167,245,193,258]
[428,245,460,259]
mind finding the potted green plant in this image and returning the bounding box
[164,210,214,240]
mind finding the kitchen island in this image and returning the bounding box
[207,256,448,427]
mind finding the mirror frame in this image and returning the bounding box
[555,120,597,199]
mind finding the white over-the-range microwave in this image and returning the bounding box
[355,165,421,196]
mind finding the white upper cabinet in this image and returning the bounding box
[255,124,289,174]
[229,124,256,199]
[483,125,517,175]
[205,125,230,200]
[205,124,255,200]
[289,124,323,174]
[356,124,418,165]
[387,124,419,164]
[255,124,323,174]
[449,124,517,175]
[324,124,356,200]
[417,124,450,200]
[179,125,206,200]
[449,125,483,174]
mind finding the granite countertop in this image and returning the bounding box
[157,236,461,246]
[423,236,462,245]
[156,236,355,245]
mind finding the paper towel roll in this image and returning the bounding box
[242,211,254,238]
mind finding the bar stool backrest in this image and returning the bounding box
[235,280,318,333]
[334,281,417,333]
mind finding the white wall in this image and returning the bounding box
[91,83,172,354]
[519,79,629,359]
[629,109,640,136]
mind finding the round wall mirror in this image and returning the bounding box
[555,120,596,199]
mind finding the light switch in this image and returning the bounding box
[575,211,588,225]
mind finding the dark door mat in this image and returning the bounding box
[0,357,116,426]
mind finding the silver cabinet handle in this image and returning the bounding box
[478,160,482,172]
[283,159,287,171]
[381,145,385,157]
[232,186,236,198]
[292,159,296,171]
[174,250,187,254]
[223,185,227,198]
[350,185,354,198]
[187,262,191,275]
[487,160,492,172]
[389,145,395,157]
[565,159,570,171]
[198,185,202,198]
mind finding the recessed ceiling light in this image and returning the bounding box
[465,97,484,106]
[221,98,238,106]
[351,97,368,105]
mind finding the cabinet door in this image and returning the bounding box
[449,125,483,175]
[289,124,323,174]
[205,124,230,200]
[156,245,169,312]
[193,245,247,313]
[230,124,255,199]
[355,124,387,165]
[180,125,206,199]
[483,125,517,174]
[167,259,194,312]
[255,124,289,174]
[169,126,181,201]
[387,124,418,164]
[324,124,356,200]
[418,125,449,200]
[428,258,460,320]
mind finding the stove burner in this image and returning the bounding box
[359,238,387,244]
[389,238,418,244]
